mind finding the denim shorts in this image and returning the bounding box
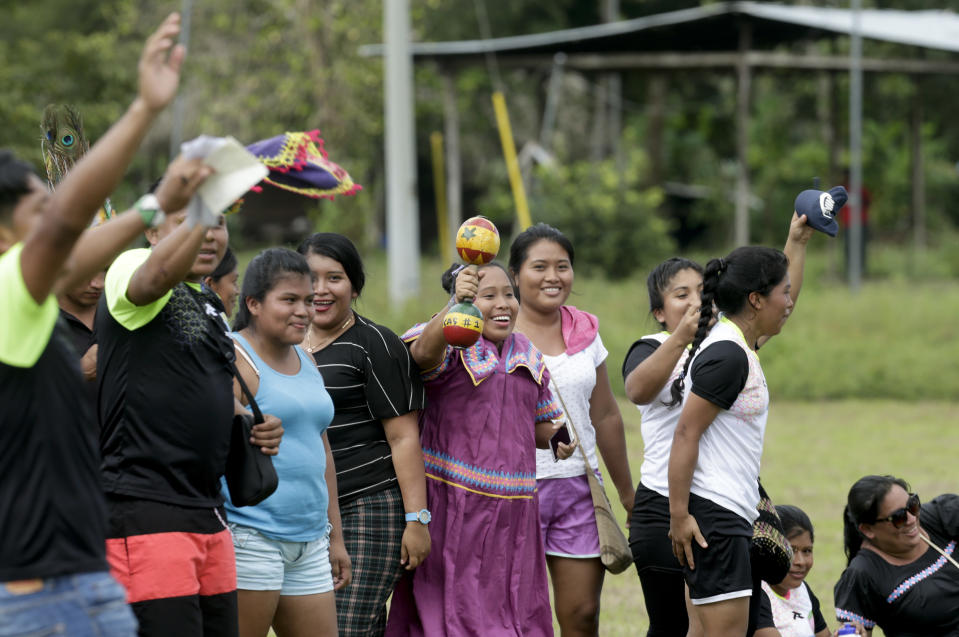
[230,523,333,595]
[0,571,137,637]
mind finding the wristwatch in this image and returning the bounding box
[405,509,432,525]
[134,193,166,228]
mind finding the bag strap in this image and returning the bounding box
[920,532,959,571]
[231,359,264,424]
[548,380,592,477]
[232,337,260,378]
[229,338,264,422]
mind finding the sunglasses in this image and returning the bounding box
[875,493,921,528]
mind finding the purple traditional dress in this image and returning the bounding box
[385,328,561,637]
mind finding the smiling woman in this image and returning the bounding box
[385,260,568,636]
[226,248,343,637]
[509,223,635,637]
[835,475,959,637]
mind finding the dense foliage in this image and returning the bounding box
[3,0,958,278]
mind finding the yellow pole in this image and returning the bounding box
[491,91,533,229]
[430,131,454,264]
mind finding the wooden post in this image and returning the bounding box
[911,76,926,252]
[735,21,752,247]
[430,132,454,264]
[442,68,462,249]
[648,74,666,186]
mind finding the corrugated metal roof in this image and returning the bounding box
[359,2,959,58]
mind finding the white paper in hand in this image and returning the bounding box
[180,136,268,227]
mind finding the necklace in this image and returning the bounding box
[305,313,354,353]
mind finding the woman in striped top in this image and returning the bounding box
[298,233,430,637]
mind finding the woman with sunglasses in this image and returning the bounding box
[835,475,959,636]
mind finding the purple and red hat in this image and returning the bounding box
[246,130,361,200]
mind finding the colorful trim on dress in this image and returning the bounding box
[536,398,562,423]
[835,608,875,630]
[401,325,550,388]
[886,540,956,603]
[423,449,536,498]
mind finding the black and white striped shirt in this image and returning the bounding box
[311,313,425,504]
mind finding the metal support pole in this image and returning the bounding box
[384,0,420,307]
[848,0,863,290]
[169,0,194,158]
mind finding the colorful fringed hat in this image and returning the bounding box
[246,130,361,200]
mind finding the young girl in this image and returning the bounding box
[622,257,704,637]
[226,248,347,637]
[385,262,573,637]
[509,223,634,636]
[297,233,430,637]
[667,245,794,637]
[761,505,860,637]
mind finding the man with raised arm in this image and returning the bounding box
[0,13,212,636]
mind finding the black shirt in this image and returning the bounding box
[59,308,98,411]
[0,320,107,580]
[311,314,425,504]
[621,337,662,380]
[834,494,959,636]
[97,282,235,508]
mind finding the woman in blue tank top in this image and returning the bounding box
[224,248,345,637]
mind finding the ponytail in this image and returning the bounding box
[665,257,723,406]
[843,505,863,565]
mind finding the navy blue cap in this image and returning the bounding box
[794,186,847,237]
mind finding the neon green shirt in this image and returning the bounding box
[105,248,201,330]
[0,243,59,367]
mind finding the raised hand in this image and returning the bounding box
[154,157,214,215]
[454,266,479,303]
[138,13,186,113]
[788,211,814,245]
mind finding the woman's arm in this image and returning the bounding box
[757,212,813,349]
[668,393,721,569]
[324,431,352,590]
[408,267,478,370]
[383,411,431,570]
[590,362,635,517]
[56,158,211,295]
[624,305,700,404]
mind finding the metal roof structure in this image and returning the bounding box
[360,2,959,60]
[364,2,952,265]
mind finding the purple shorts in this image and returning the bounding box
[537,474,601,558]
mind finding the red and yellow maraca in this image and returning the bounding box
[443,216,501,348]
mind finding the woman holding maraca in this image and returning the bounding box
[385,218,574,637]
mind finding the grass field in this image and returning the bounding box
[593,398,959,637]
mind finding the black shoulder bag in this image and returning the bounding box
[226,360,279,507]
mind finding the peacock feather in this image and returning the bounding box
[40,104,113,223]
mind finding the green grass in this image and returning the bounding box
[594,398,959,637]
